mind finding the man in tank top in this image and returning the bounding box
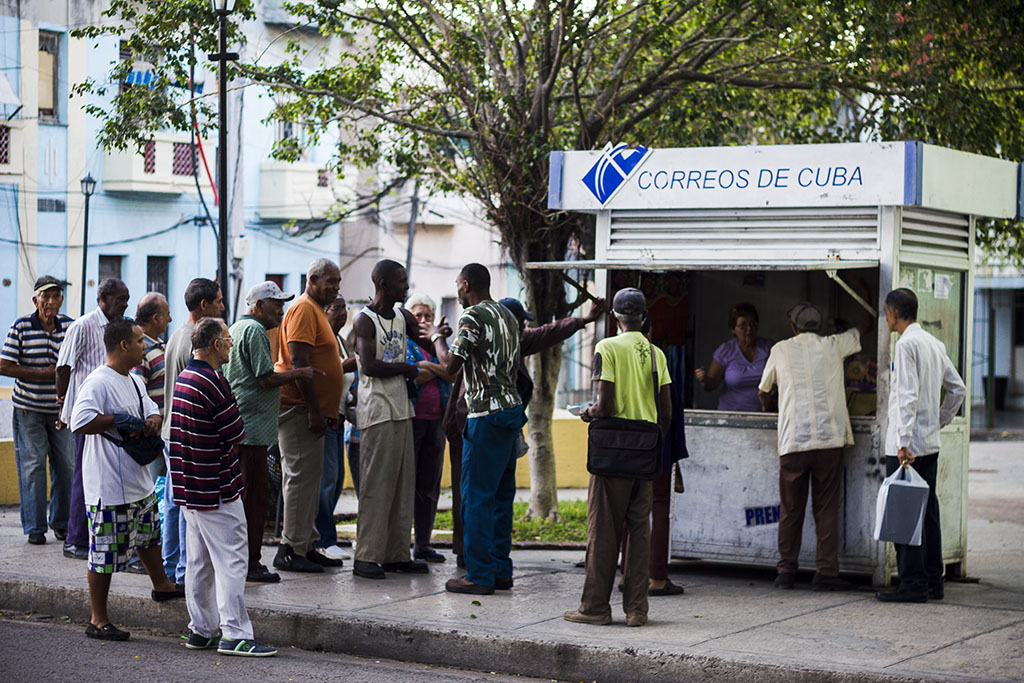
[350,260,447,580]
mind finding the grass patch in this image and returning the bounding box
[433,499,588,543]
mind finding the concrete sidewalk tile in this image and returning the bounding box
[890,618,1024,681]
[702,600,1023,669]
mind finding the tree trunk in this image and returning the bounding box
[526,343,563,520]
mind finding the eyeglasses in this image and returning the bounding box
[218,336,234,345]
[735,321,758,330]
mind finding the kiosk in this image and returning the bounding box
[536,141,1022,584]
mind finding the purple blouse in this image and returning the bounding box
[712,337,774,412]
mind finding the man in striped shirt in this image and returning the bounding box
[130,293,172,415]
[169,318,276,657]
[0,275,75,546]
[56,277,130,560]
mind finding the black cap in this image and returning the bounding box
[34,275,69,293]
[612,288,646,316]
[498,298,536,322]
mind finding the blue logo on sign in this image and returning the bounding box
[582,142,650,204]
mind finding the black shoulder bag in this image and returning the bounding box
[100,377,165,467]
[586,342,663,480]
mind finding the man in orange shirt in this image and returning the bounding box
[273,259,345,573]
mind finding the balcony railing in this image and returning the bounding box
[103,132,214,195]
[259,161,337,220]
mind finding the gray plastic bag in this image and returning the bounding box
[873,464,928,546]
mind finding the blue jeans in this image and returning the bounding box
[12,408,74,535]
[315,425,346,548]
[461,406,526,586]
[162,449,187,583]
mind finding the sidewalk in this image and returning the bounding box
[1,442,1022,682]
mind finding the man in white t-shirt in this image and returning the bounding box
[758,301,872,591]
[71,317,184,642]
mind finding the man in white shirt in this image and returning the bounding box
[759,302,871,591]
[71,317,184,642]
[56,278,130,560]
[876,288,965,603]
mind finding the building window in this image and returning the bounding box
[143,140,156,174]
[119,40,132,61]
[0,126,9,165]
[317,169,329,187]
[38,32,60,121]
[147,256,170,298]
[99,255,123,282]
[37,198,66,213]
[172,142,197,176]
[265,273,286,290]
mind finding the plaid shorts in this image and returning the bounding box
[86,493,161,574]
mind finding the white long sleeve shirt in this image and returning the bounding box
[885,323,966,456]
[759,328,861,456]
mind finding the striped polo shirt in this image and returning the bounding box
[168,359,246,510]
[1,311,74,412]
[57,307,112,425]
[130,333,166,413]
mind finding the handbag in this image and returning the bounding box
[586,341,663,480]
[100,376,165,467]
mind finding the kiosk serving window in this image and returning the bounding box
[609,267,880,416]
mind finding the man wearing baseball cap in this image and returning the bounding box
[758,300,873,591]
[565,287,672,627]
[223,281,317,582]
[1,276,75,546]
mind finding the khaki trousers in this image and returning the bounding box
[579,474,652,618]
[278,406,325,555]
[355,419,415,564]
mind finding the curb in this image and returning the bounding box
[0,578,934,683]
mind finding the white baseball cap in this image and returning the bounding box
[246,281,295,306]
[787,302,822,332]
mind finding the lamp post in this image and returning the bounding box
[208,0,238,320]
[79,173,96,315]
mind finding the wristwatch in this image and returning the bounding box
[430,332,443,343]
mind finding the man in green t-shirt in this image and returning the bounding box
[431,263,525,595]
[223,281,316,581]
[565,288,672,627]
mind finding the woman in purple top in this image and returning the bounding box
[695,303,773,412]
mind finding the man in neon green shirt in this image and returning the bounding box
[565,288,671,627]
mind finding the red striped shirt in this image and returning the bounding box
[169,359,247,509]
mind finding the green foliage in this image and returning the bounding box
[74,0,1024,272]
[433,500,588,543]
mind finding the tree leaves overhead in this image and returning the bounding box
[75,0,1024,268]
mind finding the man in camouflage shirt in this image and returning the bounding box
[432,263,524,595]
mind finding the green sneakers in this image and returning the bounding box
[184,631,219,650]
[217,638,278,657]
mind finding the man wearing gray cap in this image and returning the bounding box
[565,288,672,627]
[1,276,75,546]
[758,301,872,591]
[223,281,317,582]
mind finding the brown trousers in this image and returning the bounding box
[579,475,652,618]
[448,433,464,558]
[237,444,270,572]
[620,470,672,580]
[777,448,843,576]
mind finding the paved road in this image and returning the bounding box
[0,614,551,683]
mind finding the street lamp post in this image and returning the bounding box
[208,0,238,321]
[79,173,96,315]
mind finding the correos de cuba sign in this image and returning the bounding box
[550,141,910,211]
